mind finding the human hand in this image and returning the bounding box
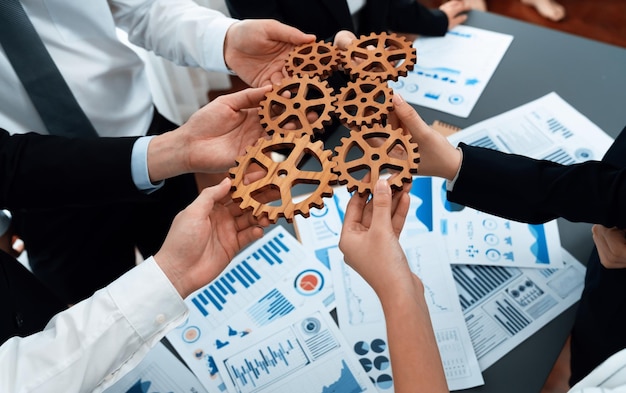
[154,178,269,299]
[592,224,626,269]
[390,94,462,180]
[339,178,412,295]
[148,86,272,181]
[439,1,471,30]
[223,19,316,87]
[334,30,358,50]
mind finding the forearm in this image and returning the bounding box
[0,130,142,208]
[450,143,626,227]
[378,276,448,393]
[111,0,235,71]
[0,258,188,392]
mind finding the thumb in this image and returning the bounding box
[192,178,232,216]
[372,178,393,230]
[393,94,430,143]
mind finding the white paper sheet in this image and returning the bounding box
[446,92,614,162]
[104,341,208,393]
[459,248,585,369]
[166,227,335,392]
[389,25,513,117]
[328,243,484,391]
[407,176,564,268]
[213,302,377,393]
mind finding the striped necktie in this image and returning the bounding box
[0,0,98,138]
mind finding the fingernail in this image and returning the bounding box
[376,178,390,194]
[394,93,404,105]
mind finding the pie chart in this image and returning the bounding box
[294,269,324,295]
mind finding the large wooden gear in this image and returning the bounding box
[286,41,341,80]
[340,32,417,82]
[229,133,338,223]
[335,77,393,128]
[258,75,337,137]
[332,124,420,194]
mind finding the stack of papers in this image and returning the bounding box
[105,91,613,393]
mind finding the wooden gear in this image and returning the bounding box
[286,41,341,80]
[258,75,337,137]
[340,32,417,82]
[335,77,393,128]
[229,133,338,223]
[331,124,420,194]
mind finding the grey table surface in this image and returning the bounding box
[412,10,626,269]
[408,10,626,393]
[267,9,626,393]
[284,9,626,393]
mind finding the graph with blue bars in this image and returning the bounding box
[247,288,295,326]
[452,264,521,311]
[188,227,303,328]
[225,329,309,392]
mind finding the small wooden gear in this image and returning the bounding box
[229,133,337,223]
[286,41,341,80]
[335,77,393,128]
[340,32,417,82]
[331,124,420,194]
[258,75,337,137]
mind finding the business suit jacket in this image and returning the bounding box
[225,0,449,41]
[448,125,626,384]
[0,129,145,343]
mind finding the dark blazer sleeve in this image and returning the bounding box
[226,0,353,40]
[0,129,143,209]
[448,142,626,227]
[360,0,448,37]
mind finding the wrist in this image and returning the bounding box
[147,130,190,182]
[444,143,463,181]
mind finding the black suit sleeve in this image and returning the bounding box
[0,129,142,209]
[225,0,284,20]
[448,142,626,227]
[388,2,448,36]
[360,0,448,37]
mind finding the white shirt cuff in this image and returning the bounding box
[131,136,164,194]
[203,17,238,73]
[0,210,11,237]
[446,147,464,192]
[107,257,188,343]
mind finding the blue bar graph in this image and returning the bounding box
[190,231,292,317]
[247,289,295,326]
[547,117,573,139]
[453,265,520,311]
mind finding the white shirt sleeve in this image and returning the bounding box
[0,257,189,393]
[567,349,626,393]
[110,0,238,72]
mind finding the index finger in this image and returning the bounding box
[343,191,368,230]
[220,86,273,110]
